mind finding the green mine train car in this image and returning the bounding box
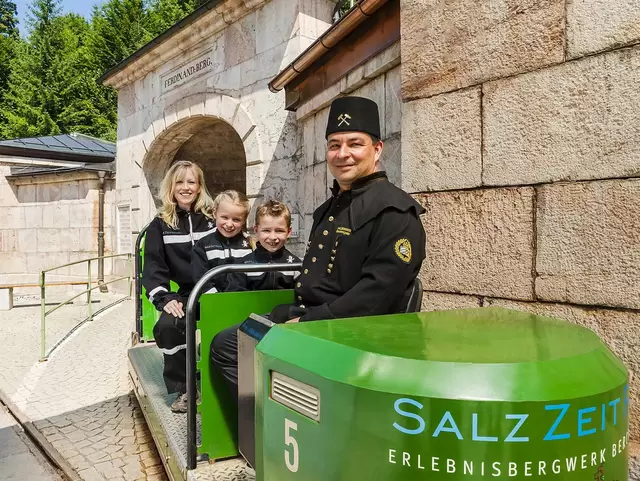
[129,229,630,481]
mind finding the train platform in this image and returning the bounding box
[0,295,167,481]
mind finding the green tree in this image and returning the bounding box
[0,0,200,141]
[0,0,18,36]
[1,40,58,138]
[88,0,151,73]
[0,0,62,138]
[56,14,117,140]
[145,0,192,38]
[0,0,19,129]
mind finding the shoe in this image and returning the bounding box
[245,463,256,478]
[171,392,188,413]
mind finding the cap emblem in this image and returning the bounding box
[337,113,351,126]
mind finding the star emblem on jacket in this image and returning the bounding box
[242,240,249,248]
[287,256,294,263]
[208,221,214,228]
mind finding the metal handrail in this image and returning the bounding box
[185,262,303,470]
[40,253,134,361]
[40,253,133,273]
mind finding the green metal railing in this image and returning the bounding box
[39,253,133,361]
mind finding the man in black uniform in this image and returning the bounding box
[211,96,426,398]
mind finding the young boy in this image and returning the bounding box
[224,200,301,292]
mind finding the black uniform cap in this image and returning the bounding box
[325,96,381,140]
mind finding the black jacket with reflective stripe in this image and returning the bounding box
[223,245,301,292]
[141,209,215,311]
[191,229,253,293]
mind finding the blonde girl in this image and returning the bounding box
[191,190,254,293]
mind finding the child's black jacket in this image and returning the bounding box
[224,244,301,292]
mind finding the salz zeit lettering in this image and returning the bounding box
[392,387,629,442]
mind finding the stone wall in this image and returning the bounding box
[0,165,116,286]
[293,41,402,251]
[401,0,640,450]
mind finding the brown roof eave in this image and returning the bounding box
[268,0,390,93]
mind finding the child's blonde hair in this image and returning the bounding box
[212,189,250,218]
[213,190,254,247]
[158,160,214,228]
[254,200,291,227]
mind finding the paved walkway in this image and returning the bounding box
[0,294,168,481]
[0,404,62,481]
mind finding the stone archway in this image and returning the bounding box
[172,119,246,197]
[141,93,262,206]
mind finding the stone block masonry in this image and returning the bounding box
[536,179,640,310]
[417,187,535,300]
[567,0,640,59]
[401,0,640,454]
[401,0,565,100]
[483,46,640,186]
[403,87,481,192]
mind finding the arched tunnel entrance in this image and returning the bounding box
[143,116,247,205]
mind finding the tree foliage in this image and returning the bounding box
[0,0,18,36]
[0,0,200,141]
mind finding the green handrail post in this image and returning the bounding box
[127,253,133,298]
[87,261,93,321]
[40,270,46,362]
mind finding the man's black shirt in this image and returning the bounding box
[270,171,426,323]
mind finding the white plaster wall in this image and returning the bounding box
[114,0,335,254]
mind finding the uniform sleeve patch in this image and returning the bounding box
[394,238,412,263]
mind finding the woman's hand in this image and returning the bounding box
[163,299,185,318]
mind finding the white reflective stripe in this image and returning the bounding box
[163,234,192,244]
[246,270,298,277]
[206,250,227,260]
[205,247,252,260]
[192,228,216,241]
[159,344,186,356]
[148,286,168,302]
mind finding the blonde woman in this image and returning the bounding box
[141,160,215,412]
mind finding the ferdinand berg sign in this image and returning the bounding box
[161,52,213,93]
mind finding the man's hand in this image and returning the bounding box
[285,317,300,324]
[163,300,184,318]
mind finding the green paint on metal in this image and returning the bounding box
[197,289,294,461]
[256,307,629,480]
[258,308,626,400]
[137,233,177,341]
